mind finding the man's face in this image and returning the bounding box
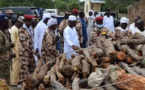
[89,11,93,16]
[69,21,76,27]
[96,20,103,25]
[50,24,57,30]
[121,23,127,29]
[25,19,32,28]
[7,13,13,19]
[73,12,78,17]
[65,14,70,19]
[106,11,110,17]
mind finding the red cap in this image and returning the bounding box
[73,9,78,14]
[24,14,36,20]
[95,17,103,21]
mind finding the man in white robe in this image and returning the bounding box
[129,16,141,34]
[63,15,80,59]
[103,9,114,32]
[34,13,51,58]
[136,19,145,37]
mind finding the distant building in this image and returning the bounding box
[84,0,105,16]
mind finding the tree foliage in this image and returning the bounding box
[69,1,80,10]
[102,0,140,13]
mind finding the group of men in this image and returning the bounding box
[0,8,145,88]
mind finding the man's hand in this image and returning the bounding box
[72,45,79,50]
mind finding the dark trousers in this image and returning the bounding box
[82,41,87,48]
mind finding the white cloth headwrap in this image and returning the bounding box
[120,17,129,24]
[47,18,58,27]
[42,13,51,21]
[68,15,76,21]
[88,10,94,19]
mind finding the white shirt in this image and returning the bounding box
[129,23,140,34]
[103,15,114,32]
[63,26,80,59]
[135,29,145,37]
[34,21,48,56]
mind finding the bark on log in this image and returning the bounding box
[120,62,138,75]
[59,54,66,71]
[110,51,126,62]
[72,78,80,90]
[33,60,55,86]
[86,58,98,67]
[91,48,104,58]
[32,58,43,80]
[131,67,145,76]
[110,69,145,90]
[50,79,67,90]
[121,45,143,61]
[55,57,65,84]
[120,38,145,45]
[134,45,143,51]
[81,60,91,78]
[65,78,71,89]
[60,65,78,77]
[71,55,83,69]
[104,79,119,90]
[100,57,111,63]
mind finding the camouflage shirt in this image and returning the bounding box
[76,20,83,44]
[0,30,11,61]
[89,27,110,46]
[41,28,59,62]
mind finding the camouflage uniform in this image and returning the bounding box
[89,27,110,47]
[0,30,11,83]
[19,27,36,82]
[41,28,59,62]
[58,19,69,53]
[76,20,83,46]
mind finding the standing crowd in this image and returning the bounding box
[0,8,144,88]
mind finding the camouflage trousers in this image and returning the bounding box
[0,61,11,84]
[19,56,36,82]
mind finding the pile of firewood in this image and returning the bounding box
[22,36,145,90]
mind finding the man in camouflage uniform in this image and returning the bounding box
[89,16,110,47]
[19,15,36,83]
[72,9,83,47]
[41,18,59,62]
[5,9,14,28]
[0,14,14,84]
[58,12,70,53]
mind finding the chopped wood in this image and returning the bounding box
[72,78,80,90]
[81,60,91,78]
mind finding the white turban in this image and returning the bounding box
[42,13,51,21]
[120,17,129,24]
[88,10,94,19]
[47,18,58,27]
[68,15,76,21]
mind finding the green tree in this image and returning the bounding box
[69,1,80,10]
[55,0,67,11]
[102,0,140,13]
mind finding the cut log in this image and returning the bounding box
[134,45,143,51]
[110,51,126,62]
[58,54,66,71]
[120,62,138,75]
[81,60,91,78]
[71,55,83,69]
[100,57,111,63]
[120,38,145,45]
[32,58,43,80]
[65,78,71,89]
[72,78,80,90]
[50,71,56,81]
[86,58,98,67]
[103,38,115,57]
[110,69,145,90]
[60,65,78,77]
[71,72,79,80]
[125,55,134,64]
[131,67,145,76]
[33,60,55,86]
[121,45,143,61]
[50,79,67,90]
[91,48,104,58]
[55,57,65,84]
[104,79,119,90]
